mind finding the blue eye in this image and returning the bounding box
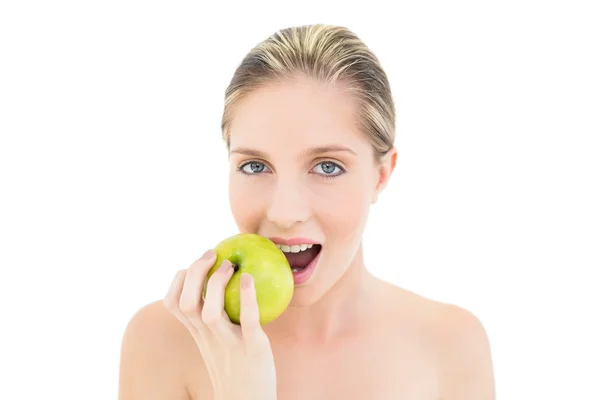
[239,161,269,174]
[238,160,344,178]
[312,161,344,177]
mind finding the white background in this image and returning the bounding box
[1,0,598,399]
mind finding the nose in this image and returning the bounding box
[266,178,311,230]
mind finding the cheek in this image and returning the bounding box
[314,177,372,240]
[228,174,269,231]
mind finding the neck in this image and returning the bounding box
[267,244,375,343]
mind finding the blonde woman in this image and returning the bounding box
[119,24,495,400]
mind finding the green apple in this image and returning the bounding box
[204,233,294,326]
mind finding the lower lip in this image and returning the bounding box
[292,250,321,285]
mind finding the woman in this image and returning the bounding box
[119,24,495,399]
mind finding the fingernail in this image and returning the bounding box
[241,273,252,289]
[220,259,232,271]
[201,249,215,259]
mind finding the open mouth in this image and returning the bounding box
[279,244,322,272]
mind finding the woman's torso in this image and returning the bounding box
[184,280,445,400]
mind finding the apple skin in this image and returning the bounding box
[204,233,294,326]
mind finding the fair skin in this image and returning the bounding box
[119,75,495,399]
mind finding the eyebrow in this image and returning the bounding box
[229,145,358,158]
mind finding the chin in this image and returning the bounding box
[287,285,324,307]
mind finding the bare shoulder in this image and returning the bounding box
[118,300,203,400]
[378,282,496,399]
[432,300,495,399]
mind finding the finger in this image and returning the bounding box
[239,273,264,342]
[202,259,238,342]
[163,269,196,329]
[163,269,187,314]
[179,250,217,328]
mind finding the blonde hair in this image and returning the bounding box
[221,24,395,160]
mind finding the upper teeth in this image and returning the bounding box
[277,244,313,253]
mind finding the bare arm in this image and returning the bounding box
[118,301,192,400]
[438,304,496,400]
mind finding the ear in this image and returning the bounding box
[372,146,398,204]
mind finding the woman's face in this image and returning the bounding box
[227,75,395,305]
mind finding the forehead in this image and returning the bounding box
[228,77,370,155]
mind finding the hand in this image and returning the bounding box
[164,249,277,400]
